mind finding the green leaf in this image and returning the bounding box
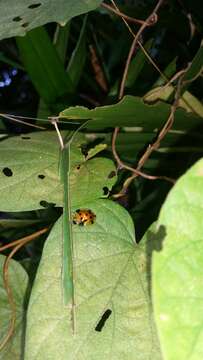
[109,39,153,96]
[85,143,107,161]
[182,40,203,91]
[0,131,63,211]
[144,85,174,103]
[25,200,161,359]
[153,159,203,359]
[144,86,203,118]
[0,131,116,211]
[54,22,71,63]
[181,91,203,118]
[16,27,73,109]
[125,39,153,89]
[60,95,203,131]
[0,255,29,359]
[70,156,115,207]
[153,58,177,87]
[67,15,87,90]
[0,0,102,41]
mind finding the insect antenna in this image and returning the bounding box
[0,113,46,130]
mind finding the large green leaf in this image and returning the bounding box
[0,0,102,41]
[0,255,28,359]
[25,200,161,359]
[153,159,203,359]
[16,27,73,109]
[0,131,116,211]
[60,96,203,131]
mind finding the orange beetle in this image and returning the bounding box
[72,209,96,226]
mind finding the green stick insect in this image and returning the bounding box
[50,116,87,332]
[0,112,84,340]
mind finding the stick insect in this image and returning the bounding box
[0,112,83,346]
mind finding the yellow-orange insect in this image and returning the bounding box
[72,209,96,226]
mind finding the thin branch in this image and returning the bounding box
[112,0,164,99]
[111,126,175,190]
[102,2,147,25]
[136,75,185,172]
[111,0,173,191]
[119,32,140,100]
[0,227,49,252]
[110,0,165,80]
[137,40,168,82]
[117,78,186,194]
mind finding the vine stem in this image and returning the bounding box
[109,0,176,193]
[102,2,148,25]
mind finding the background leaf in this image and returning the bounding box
[67,15,87,91]
[0,0,102,41]
[0,255,29,359]
[0,131,63,211]
[0,131,116,211]
[16,27,73,110]
[60,95,203,131]
[181,40,203,93]
[153,158,203,359]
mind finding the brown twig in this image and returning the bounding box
[112,129,175,199]
[136,75,185,172]
[110,0,166,81]
[111,0,160,169]
[110,0,172,192]
[0,227,49,351]
[116,75,186,195]
[101,2,148,26]
[117,0,162,99]
[108,0,167,81]
[0,227,49,252]
[123,76,186,192]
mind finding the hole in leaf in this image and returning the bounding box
[2,167,13,177]
[108,170,116,179]
[95,309,112,332]
[21,136,31,140]
[76,165,81,170]
[39,200,49,208]
[38,174,45,179]
[22,22,29,28]
[39,200,56,208]
[12,16,22,22]
[80,144,88,156]
[103,187,109,195]
[28,3,41,9]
